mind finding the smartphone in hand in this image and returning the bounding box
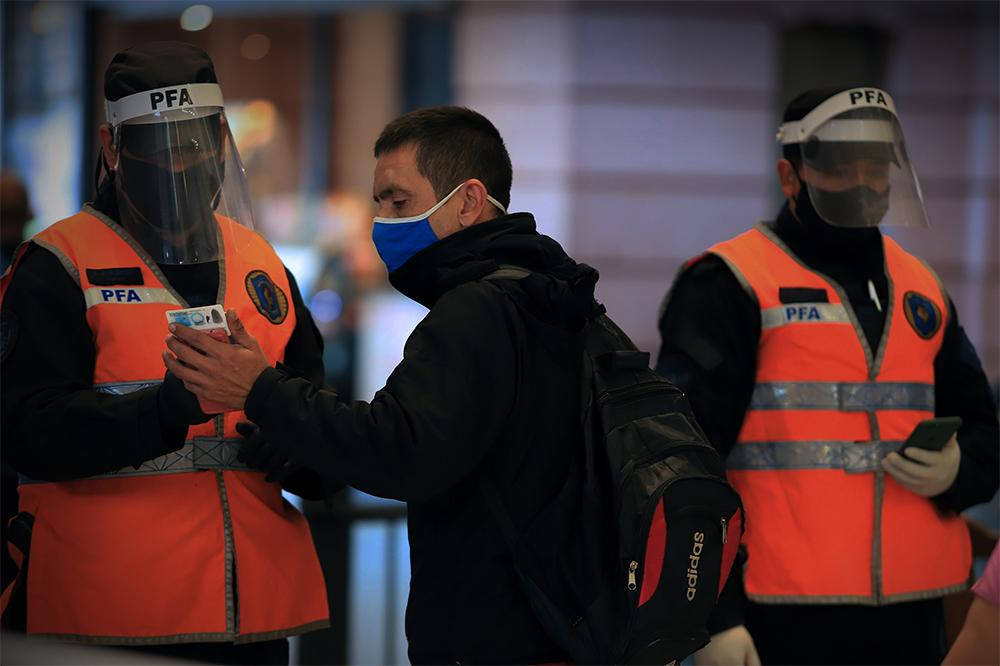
[166,304,232,414]
[897,416,962,462]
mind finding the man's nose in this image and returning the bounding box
[860,172,888,192]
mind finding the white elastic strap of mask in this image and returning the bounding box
[105,83,224,126]
[776,87,898,145]
[375,182,508,224]
[486,194,507,215]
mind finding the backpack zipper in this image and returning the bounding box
[598,381,680,406]
[617,442,719,509]
[627,560,638,590]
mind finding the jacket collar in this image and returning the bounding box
[388,213,599,332]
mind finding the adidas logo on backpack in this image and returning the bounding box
[687,532,705,601]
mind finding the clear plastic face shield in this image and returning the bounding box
[105,83,256,264]
[777,88,929,228]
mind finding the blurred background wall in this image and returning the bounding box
[1,1,996,663]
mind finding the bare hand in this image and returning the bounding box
[162,309,269,411]
[881,434,961,497]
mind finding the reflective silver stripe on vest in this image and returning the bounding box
[750,381,935,412]
[95,380,162,395]
[728,440,903,473]
[83,287,182,309]
[747,581,970,606]
[91,438,249,478]
[18,439,250,484]
[761,302,851,329]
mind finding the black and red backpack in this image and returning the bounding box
[480,267,744,664]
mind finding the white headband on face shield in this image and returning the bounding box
[105,83,224,126]
[776,87,898,145]
[810,119,895,143]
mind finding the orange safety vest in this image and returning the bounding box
[1,206,329,643]
[691,224,970,605]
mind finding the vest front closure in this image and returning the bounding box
[755,224,897,603]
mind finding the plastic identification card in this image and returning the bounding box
[166,304,232,414]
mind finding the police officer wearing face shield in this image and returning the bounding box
[0,42,330,663]
[657,87,999,664]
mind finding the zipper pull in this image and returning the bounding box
[627,560,638,590]
[721,517,728,544]
[868,279,882,312]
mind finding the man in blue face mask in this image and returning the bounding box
[367,108,512,275]
[162,106,602,664]
[370,148,508,273]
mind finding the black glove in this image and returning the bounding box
[236,421,296,484]
[236,421,329,500]
[158,371,213,429]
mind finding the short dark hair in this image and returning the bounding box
[374,106,513,208]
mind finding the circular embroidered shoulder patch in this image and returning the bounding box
[903,290,941,340]
[245,270,289,324]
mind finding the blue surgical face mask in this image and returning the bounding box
[372,182,507,273]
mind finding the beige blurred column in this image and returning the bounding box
[331,10,402,202]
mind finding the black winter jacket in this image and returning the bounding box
[244,213,599,664]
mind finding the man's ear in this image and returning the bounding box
[99,124,118,171]
[457,179,489,229]
[777,158,801,199]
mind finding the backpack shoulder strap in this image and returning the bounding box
[475,262,536,553]
[481,265,648,371]
[480,265,532,281]
[586,314,650,372]
[478,478,519,551]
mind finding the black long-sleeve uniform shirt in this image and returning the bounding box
[0,201,325,483]
[656,204,1000,633]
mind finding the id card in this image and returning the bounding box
[166,305,233,414]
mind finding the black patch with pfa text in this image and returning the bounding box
[1,309,18,363]
[86,267,144,286]
[779,287,830,304]
[903,290,942,340]
[245,270,289,324]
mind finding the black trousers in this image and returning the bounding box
[745,599,945,665]
[121,638,289,665]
